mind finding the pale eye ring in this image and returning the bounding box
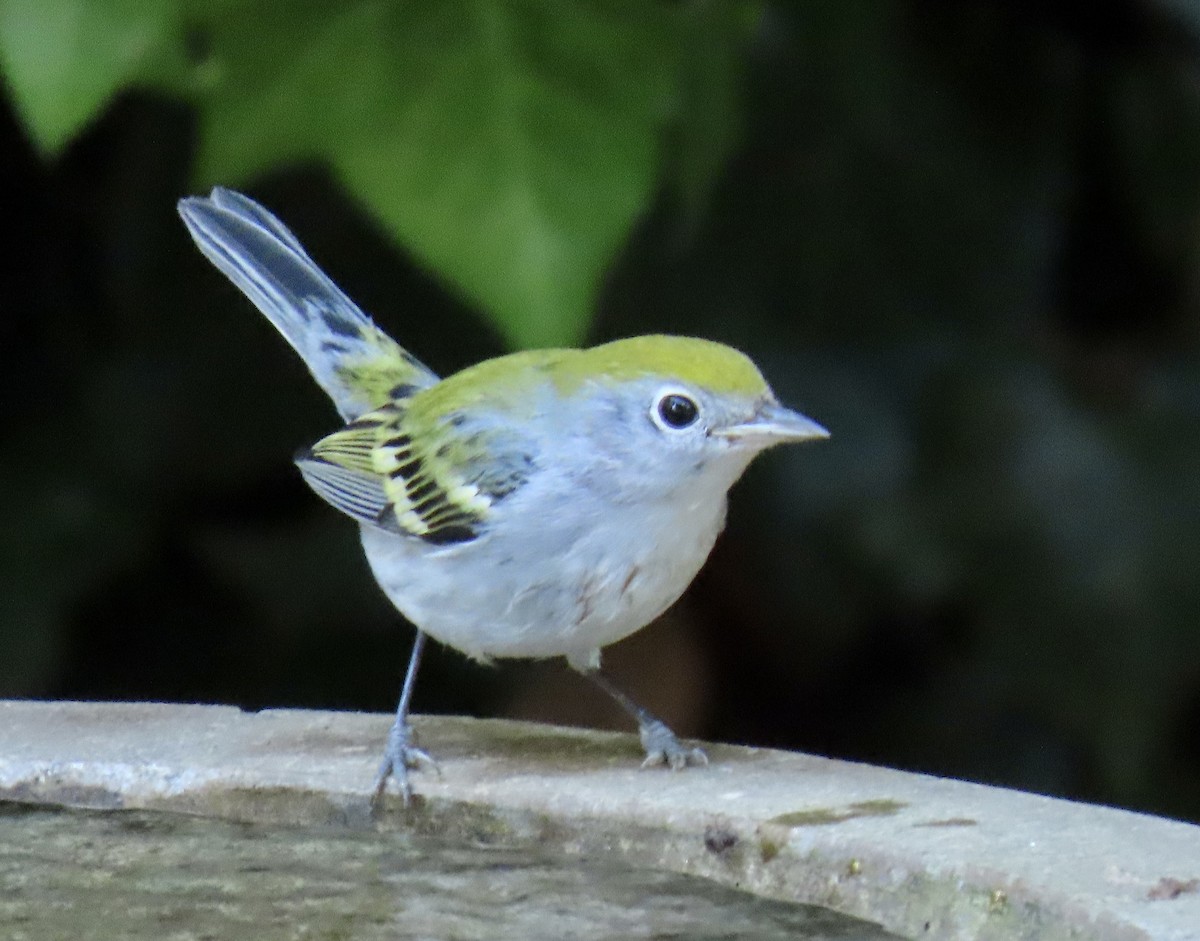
[654,392,700,430]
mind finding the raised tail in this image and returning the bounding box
[178,188,438,421]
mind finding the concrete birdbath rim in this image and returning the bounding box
[0,700,1197,941]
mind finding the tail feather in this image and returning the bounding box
[178,188,438,421]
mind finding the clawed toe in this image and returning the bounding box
[641,745,709,770]
[371,724,440,809]
[401,744,440,774]
[638,718,708,771]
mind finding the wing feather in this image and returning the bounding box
[295,392,536,545]
[295,457,393,527]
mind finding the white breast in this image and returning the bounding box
[358,481,731,667]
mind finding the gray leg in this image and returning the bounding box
[580,667,707,770]
[373,630,438,808]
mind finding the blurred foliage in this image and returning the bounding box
[0,0,757,348]
[2,0,1200,825]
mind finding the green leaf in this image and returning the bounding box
[666,0,761,230]
[0,0,182,154]
[189,0,684,348]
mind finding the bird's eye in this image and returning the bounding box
[656,393,699,429]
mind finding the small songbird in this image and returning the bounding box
[178,189,829,806]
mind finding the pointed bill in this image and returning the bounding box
[713,401,830,444]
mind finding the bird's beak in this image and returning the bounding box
[713,401,830,445]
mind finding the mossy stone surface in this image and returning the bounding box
[1,701,1197,940]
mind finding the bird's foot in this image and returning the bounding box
[638,718,708,770]
[371,721,439,809]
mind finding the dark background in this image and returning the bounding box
[3,0,1200,823]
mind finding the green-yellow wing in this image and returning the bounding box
[296,394,535,545]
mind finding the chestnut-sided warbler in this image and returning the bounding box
[178,188,828,806]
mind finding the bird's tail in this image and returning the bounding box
[178,188,438,421]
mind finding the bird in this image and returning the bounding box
[177,187,829,806]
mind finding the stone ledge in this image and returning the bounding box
[0,700,1196,941]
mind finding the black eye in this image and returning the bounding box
[657,393,699,429]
